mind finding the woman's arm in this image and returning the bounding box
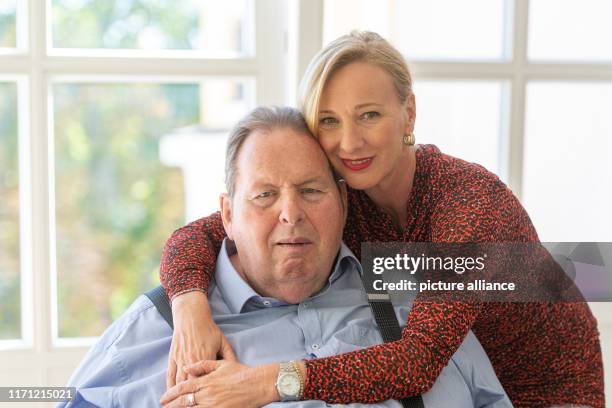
[159,212,231,389]
[300,180,532,403]
[160,212,227,300]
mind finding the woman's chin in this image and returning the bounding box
[341,173,379,191]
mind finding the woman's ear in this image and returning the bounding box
[405,92,416,134]
[220,193,234,240]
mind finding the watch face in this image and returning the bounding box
[279,373,300,396]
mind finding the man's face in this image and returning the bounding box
[221,127,346,304]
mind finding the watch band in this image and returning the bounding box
[290,360,304,400]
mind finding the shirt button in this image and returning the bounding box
[262,300,271,306]
[312,344,320,350]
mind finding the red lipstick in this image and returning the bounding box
[341,157,373,171]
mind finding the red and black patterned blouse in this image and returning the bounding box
[160,144,604,407]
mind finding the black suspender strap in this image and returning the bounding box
[144,285,174,329]
[360,278,425,408]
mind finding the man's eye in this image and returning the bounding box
[254,191,273,199]
[302,188,321,194]
[361,111,380,120]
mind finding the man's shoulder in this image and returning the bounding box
[95,295,171,351]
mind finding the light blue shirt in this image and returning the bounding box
[59,241,511,408]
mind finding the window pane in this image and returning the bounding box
[0,82,20,340]
[413,80,507,180]
[524,82,612,241]
[51,0,253,56]
[324,0,509,60]
[0,1,17,48]
[53,80,253,338]
[529,0,612,61]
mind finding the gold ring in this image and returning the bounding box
[186,392,196,407]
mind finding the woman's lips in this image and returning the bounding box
[341,157,373,171]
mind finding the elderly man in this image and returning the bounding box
[59,107,510,408]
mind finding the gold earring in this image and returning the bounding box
[403,132,415,146]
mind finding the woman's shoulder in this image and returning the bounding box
[418,145,537,242]
[416,144,511,206]
[418,144,505,192]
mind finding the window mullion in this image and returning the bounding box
[254,0,290,105]
[507,0,529,198]
[28,0,52,367]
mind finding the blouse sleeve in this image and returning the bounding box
[159,211,227,301]
[303,177,538,403]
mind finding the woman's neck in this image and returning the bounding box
[364,147,416,231]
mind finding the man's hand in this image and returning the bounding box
[166,291,237,390]
[160,360,280,408]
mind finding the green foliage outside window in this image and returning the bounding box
[52,0,199,49]
[0,83,20,340]
[0,2,17,48]
[54,83,197,337]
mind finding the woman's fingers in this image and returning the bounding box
[183,360,220,376]
[160,377,200,405]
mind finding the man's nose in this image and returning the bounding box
[338,121,365,154]
[278,192,305,225]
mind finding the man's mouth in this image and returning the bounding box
[276,238,312,247]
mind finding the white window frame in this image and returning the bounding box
[0,0,292,393]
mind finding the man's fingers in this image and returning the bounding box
[177,365,188,384]
[220,335,238,362]
[166,359,177,389]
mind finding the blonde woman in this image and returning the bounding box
[159,32,603,408]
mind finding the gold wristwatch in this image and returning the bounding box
[276,361,304,401]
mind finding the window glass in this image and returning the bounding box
[53,79,253,338]
[51,0,254,56]
[413,80,507,180]
[523,82,612,241]
[529,0,612,61]
[0,1,17,48]
[0,82,20,340]
[324,0,509,60]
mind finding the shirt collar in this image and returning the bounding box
[214,239,362,314]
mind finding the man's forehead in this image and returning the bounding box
[235,128,334,186]
[248,172,332,188]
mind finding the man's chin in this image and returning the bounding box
[275,280,325,304]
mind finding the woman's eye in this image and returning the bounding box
[361,111,380,120]
[319,117,338,126]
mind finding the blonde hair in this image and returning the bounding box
[299,31,413,136]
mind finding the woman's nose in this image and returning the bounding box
[338,121,365,154]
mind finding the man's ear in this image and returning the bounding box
[339,180,348,224]
[220,193,234,240]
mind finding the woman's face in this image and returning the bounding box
[317,62,415,190]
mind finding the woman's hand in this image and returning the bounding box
[160,360,280,408]
[167,291,237,390]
